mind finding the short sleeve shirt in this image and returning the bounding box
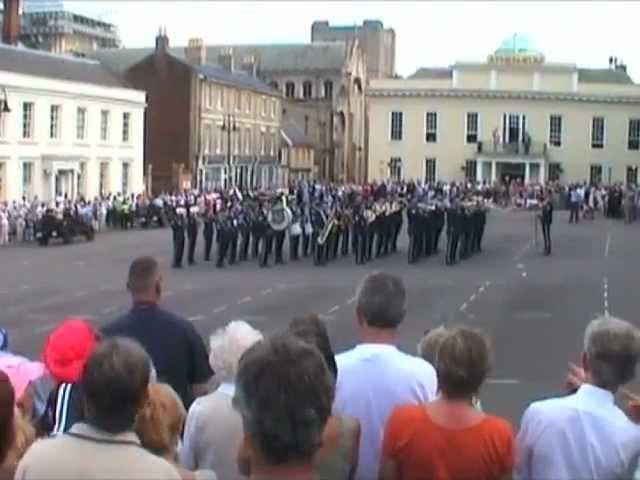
[383,404,514,480]
[102,303,213,408]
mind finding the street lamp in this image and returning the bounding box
[220,114,237,189]
[0,88,10,115]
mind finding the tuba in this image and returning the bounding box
[268,205,292,231]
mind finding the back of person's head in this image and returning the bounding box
[209,320,263,384]
[289,314,338,379]
[233,333,334,466]
[584,315,640,391]
[42,318,99,384]
[81,338,151,434]
[126,256,161,299]
[135,383,185,459]
[417,326,449,365]
[355,272,406,329]
[436,327,491,400]
[0,372,15,466]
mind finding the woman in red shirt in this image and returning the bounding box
[380,327,514,480]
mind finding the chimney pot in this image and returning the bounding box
[186,37,206,66]
[218,47,234,72]
[2,0,21,46]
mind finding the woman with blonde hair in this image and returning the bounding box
[135,383,215,480]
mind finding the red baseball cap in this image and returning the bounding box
[42,318,99,383]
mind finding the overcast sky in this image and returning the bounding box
[68,1,639,80]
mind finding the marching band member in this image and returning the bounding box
[186,196,199,266]
[202,195,215,262]
[171,200,187,269]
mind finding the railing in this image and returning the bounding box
[476,140,547,157]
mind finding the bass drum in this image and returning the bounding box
[268,206,293,231]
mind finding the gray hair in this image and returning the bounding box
[584,315,640,390]
[355,272,406,329]
[209,320,263,383]
[417,326,449,365]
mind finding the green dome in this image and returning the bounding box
[495,34,542,56]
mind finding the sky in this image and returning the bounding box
[65,1,640,80]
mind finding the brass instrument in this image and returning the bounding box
[364,208,377,224]
[317,213,336,246]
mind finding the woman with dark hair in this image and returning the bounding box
[380,327,514,480]
[288,315,360,480]
[0,371,16,479]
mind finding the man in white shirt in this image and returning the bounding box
[333,272,438,480]
[515,315,640,480]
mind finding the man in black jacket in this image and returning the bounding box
[539,196,553,255]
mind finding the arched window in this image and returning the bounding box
[285,82,295,98]
[302,81,313,99]
[323,80,333,99]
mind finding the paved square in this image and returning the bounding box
[0,209,638,424]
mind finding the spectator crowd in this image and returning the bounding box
[0,257,640,480]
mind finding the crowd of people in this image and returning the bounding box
[0,257,639,479]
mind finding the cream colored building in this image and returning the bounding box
[368,35,640,185]
[281,122,316,183]
[0,43,145,203]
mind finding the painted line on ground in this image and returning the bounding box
[99,285,114,292]
[213,305,228,313]
[460,303,468,312]
[346,296,356,305]
[238,296,252,304]
[486,378,521,385]
[74,291,88,298]
[516,263,525,269]
[261,288,273,295]
[478,286,485,293]
[327,305,340,314]
[521,271,527,278]
[19,285,31,290]
[605,232,611,258]
[469,294,476,302]
[188,314,207,322]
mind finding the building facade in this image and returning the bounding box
[368,34,640,185]
[311,19,396,79]
[109,33,282,194]
[91,31,368,184]
[281,122,316,183]
[0,0,121,55]
[0,43,145,203]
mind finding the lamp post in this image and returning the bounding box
[220,114,237,189]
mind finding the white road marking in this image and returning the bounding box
[605,232,611,258]
[469,294,476,302]
[20,285,30,290]
[346,296,356,305]
[603,277,609,315]
[459,303,468,312]
[261,288,273,295]
[74,291,87,298]
[99,285,113,292]
[486,378,521,385]
[212,305,228,313]
[238,296,252,304]
[516,263,525,269]
[327,305,340,314]
[521,272,527,277]
[478,286,485,293]
[188,315,207,322]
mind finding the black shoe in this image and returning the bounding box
[204,257,210,262]
[172,263,182,269]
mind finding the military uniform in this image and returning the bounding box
[215,212,230,269]
[171,205,187,268]
[202,202,215,262]
[238,206,252,262]
[540,198,553,255]
[186,203,199,265]
[352,204,368,265]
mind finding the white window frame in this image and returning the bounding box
[628,118,640,151]
[424,111,438,143]
[589,163,603,184]
[260,130,266,155]
[548,114,563,148]
[424,157,437,184]
[270,130,276,156]
[285,82,295,99]
[234,90,241,112]
[202,123,211,154]
[49,105,61,140]
[76,107,87,141]
[121,162,130,195]
[302,81,313,99]
[234,126,240,154]
[388,157,402,181]
[271,99,277,118]
[22,102,34,140]
[216,123,223,154]
[591,116,605,149]
[0,110,6,138]
[261,97,267,117]
[245,93,251,113]
[245,127,251,154]
[389,111,403,141]
[464,159,477,181]
[217,87,224,110]
[100,109,110,142]
[22,161,33,197]
[122,112,131,144]
[465,112,479,144]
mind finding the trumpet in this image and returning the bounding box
[317,215,336,246]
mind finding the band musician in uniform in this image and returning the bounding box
[202,198,215,262]
[171,204,186,269]
[186,200,199,266]
[539,195,553,255]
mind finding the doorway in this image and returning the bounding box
[498,162,525,184]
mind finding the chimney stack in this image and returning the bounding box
[155,26,169,53]
[185,38,206,66]
[217,47,234,72]
[2,0,21,46]
[240,55,258,77]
